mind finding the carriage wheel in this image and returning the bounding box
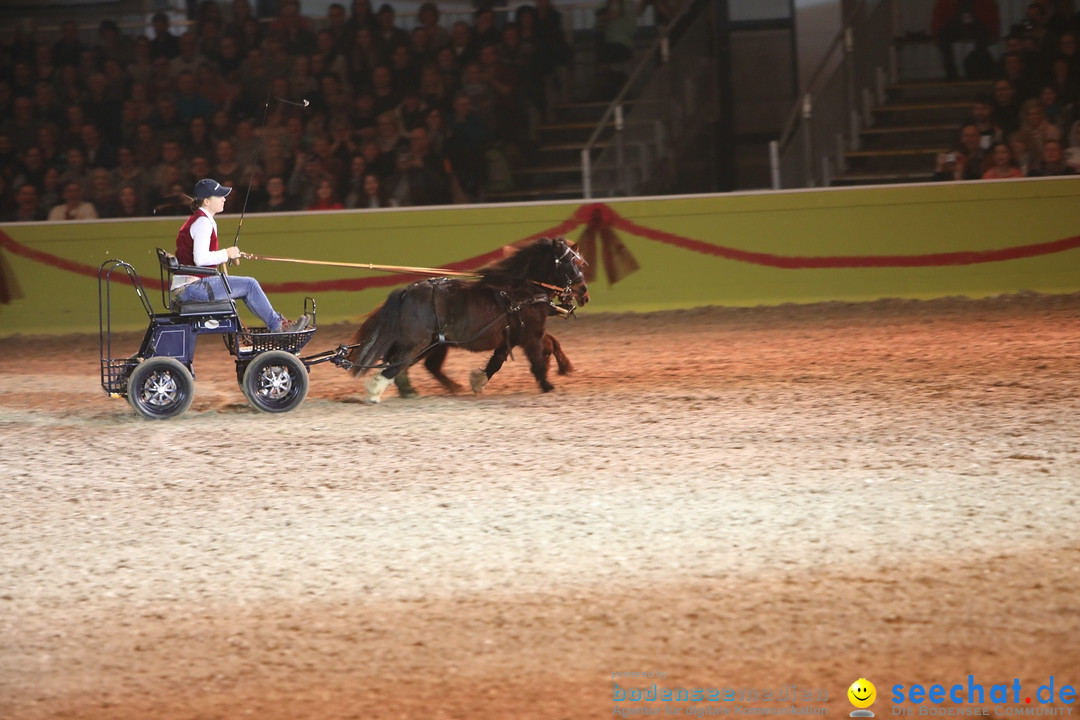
[241,350,309,414]
[127,357,195,420]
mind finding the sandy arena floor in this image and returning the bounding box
[1,293,1078,720]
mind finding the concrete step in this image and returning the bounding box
[486,183,585,203]
[884,79,994,101]
[830,169,938,186]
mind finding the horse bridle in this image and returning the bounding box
[530,242,586,306]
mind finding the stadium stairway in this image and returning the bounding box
[830,77,993,186]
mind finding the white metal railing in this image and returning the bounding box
[580,0,715,199]
[768,0,897,189]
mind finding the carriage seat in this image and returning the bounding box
[157,248,237,316]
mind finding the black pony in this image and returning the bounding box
[346,237,589,403]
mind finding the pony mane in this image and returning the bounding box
[478,237,563,285]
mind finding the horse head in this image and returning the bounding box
[550,237,590,307]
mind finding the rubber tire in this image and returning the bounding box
[127,357,195,420]
[241,350,309,414]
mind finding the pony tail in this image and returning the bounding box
[346,288,408,376]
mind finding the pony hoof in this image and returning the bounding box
[364,374,393,404]
[540,381,555,392]
[469,369,489,394]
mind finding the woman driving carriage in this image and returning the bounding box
[171,178,309,334]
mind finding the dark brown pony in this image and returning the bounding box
[346,237,589,403]
[390,331,575,398]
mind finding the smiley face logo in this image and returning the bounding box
[848,678,877,709]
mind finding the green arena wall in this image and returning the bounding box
[1,178,1078,337]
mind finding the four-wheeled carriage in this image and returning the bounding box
[98,250,316,420]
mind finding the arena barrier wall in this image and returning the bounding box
[1,177,1078,337]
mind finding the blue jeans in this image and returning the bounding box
[178,275,283,332]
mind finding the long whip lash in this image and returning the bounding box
[242,253,481,278]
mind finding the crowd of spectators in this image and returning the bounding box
[931,0,1080,180]
[0,0,576,222]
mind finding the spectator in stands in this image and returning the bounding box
[395,90,428,132]
[151,94,188,145]
[88,168,122,217]
[3,183,47,222]
[1037,83,1068,128]
[968,94,1002,148]
[931,0,1001,81]
[174,69,215,124]
[349,26,380,84]
[308,177,345,210]
[445,90,492,200]
[533,0,574,71]
[39,168,63,212]
[188,155,213,186]
[186,115,215,159]
[342,154,368,207]
[0,133,17,186]
[388,126,451,206]
[449,20,479,65]
[935,124,990,180]
[109,146,150,207]
[32,82,67,131]
[991,78,1022,136]
[224,0,255,46]
[152,140,190,192]
[1046,50,1080,108]
[133,122,162,169]
[374,3,410,63]
[390,44,421,93]
[1009,129,1038,174]
[254,175,300,212]
[325,2,352,54]
[128,36,154,86]
[981,141,1023,179]
[415,62,449,114]
[287,153,327,208]
[269,0,317,55]
[356,172,398,208]
[150,12,181,61]
[197,17,225,66]
[315,28,351,82]
[53,19,87,68]
[212,139,244,189]
[35,126,63,170]
[81,123,119,171]
[374,110,408,161]
[418,2,449,50]
[59,147,91,195]
[345,0,378,40]
[370,65,400,115]
[2,97,37,150]
[255,132,288,180]
[1027,138,1076,174]
[1017,97,1062,165]
[171,32,208,76]
[1000,50,1040,100]
[49,180,99,220]
[93,18,132,66]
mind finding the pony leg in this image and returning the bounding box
[394,368,419,398]
[543,333,574,375]
[470,347,509,394]
[364,370,394,404]
[423,345,464,394]
[524,335,555,393]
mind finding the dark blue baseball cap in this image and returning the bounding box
[194,178,232,200]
